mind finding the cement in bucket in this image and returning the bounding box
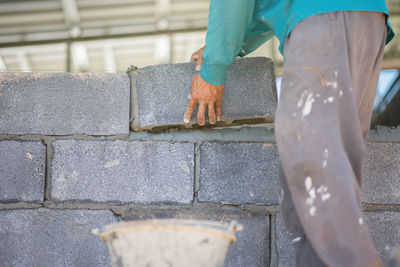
[92,219,243,267]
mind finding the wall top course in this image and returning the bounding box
[131,57,277,132]
[0,72,130,135]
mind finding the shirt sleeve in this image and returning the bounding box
[238,30,274,57]
[200,0,255,86]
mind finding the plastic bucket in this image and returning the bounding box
[92,219,243,267]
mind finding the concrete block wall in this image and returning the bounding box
[0,57,399,266]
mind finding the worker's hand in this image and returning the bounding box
[184,73,225,125]
[190,46,205,71]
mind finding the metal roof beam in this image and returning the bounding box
[71,42,89,71]
[16,50,31,71]
[61,0,81,37]
[155,0,170,30]
[0,53,7,72]
[154,34,171,64]
[0,27,207,48]
[104,42,116,73]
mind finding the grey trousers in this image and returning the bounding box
[275,11,387,267]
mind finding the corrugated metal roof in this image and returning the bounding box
[0,0,398,73]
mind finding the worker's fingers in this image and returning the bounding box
[208,103,216,124]
[184,98,198,123]
[196,56,203,71]
[197,102,207,126]
[216,100,222,121]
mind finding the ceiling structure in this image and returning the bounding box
[0,0,398,74]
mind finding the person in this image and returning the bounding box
[183,1,396,266]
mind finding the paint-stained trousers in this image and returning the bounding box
[275,11,387,267]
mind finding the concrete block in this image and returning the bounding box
[123,207,270,267]
[198,142,280,205]
[0,72,129,135]
[368,126,400,143]
[0,140,45,203]
[363,143,400,204]
[275,211,400,266]
[364,211,400,260]
[50,139,194,204]
[275,214,296,267]
[132,57,277,131]
[0,208,116,267]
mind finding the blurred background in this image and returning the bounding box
[0,0,399,126]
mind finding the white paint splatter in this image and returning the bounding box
[305,176,312,191]
[178,161,190,174]
[249,192,254,198]
[339,90,343,97]
[291,237,301,244]
[104,159,120,168]
[326,97,334,103]
[322,148,329,168]
[26,151,33,160]
[334,70,338,77]
[359,217,364,225]
[385,245,391,251]
[302,93,315,117]
[322,80,338,89]
[309,188,316,199]
[306,197,313,205]
[297,91,308,108]
[309,206,316,216]
[317,185,328,194]
[321,193,331,201]
[316,93,320,98]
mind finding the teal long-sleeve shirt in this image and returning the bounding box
[200,0,395,86]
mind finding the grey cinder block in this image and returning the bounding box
[275,214,296,267]
[131,57,277,132]
[0,140,46,203]
[198,141,280,205]
[363,142,400,204]
[50,139,194,204]
[367,126,400,143]
[0,208,116,267]
[0,72,130,135]
[123,207,270,267]
[364,211,400,260]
